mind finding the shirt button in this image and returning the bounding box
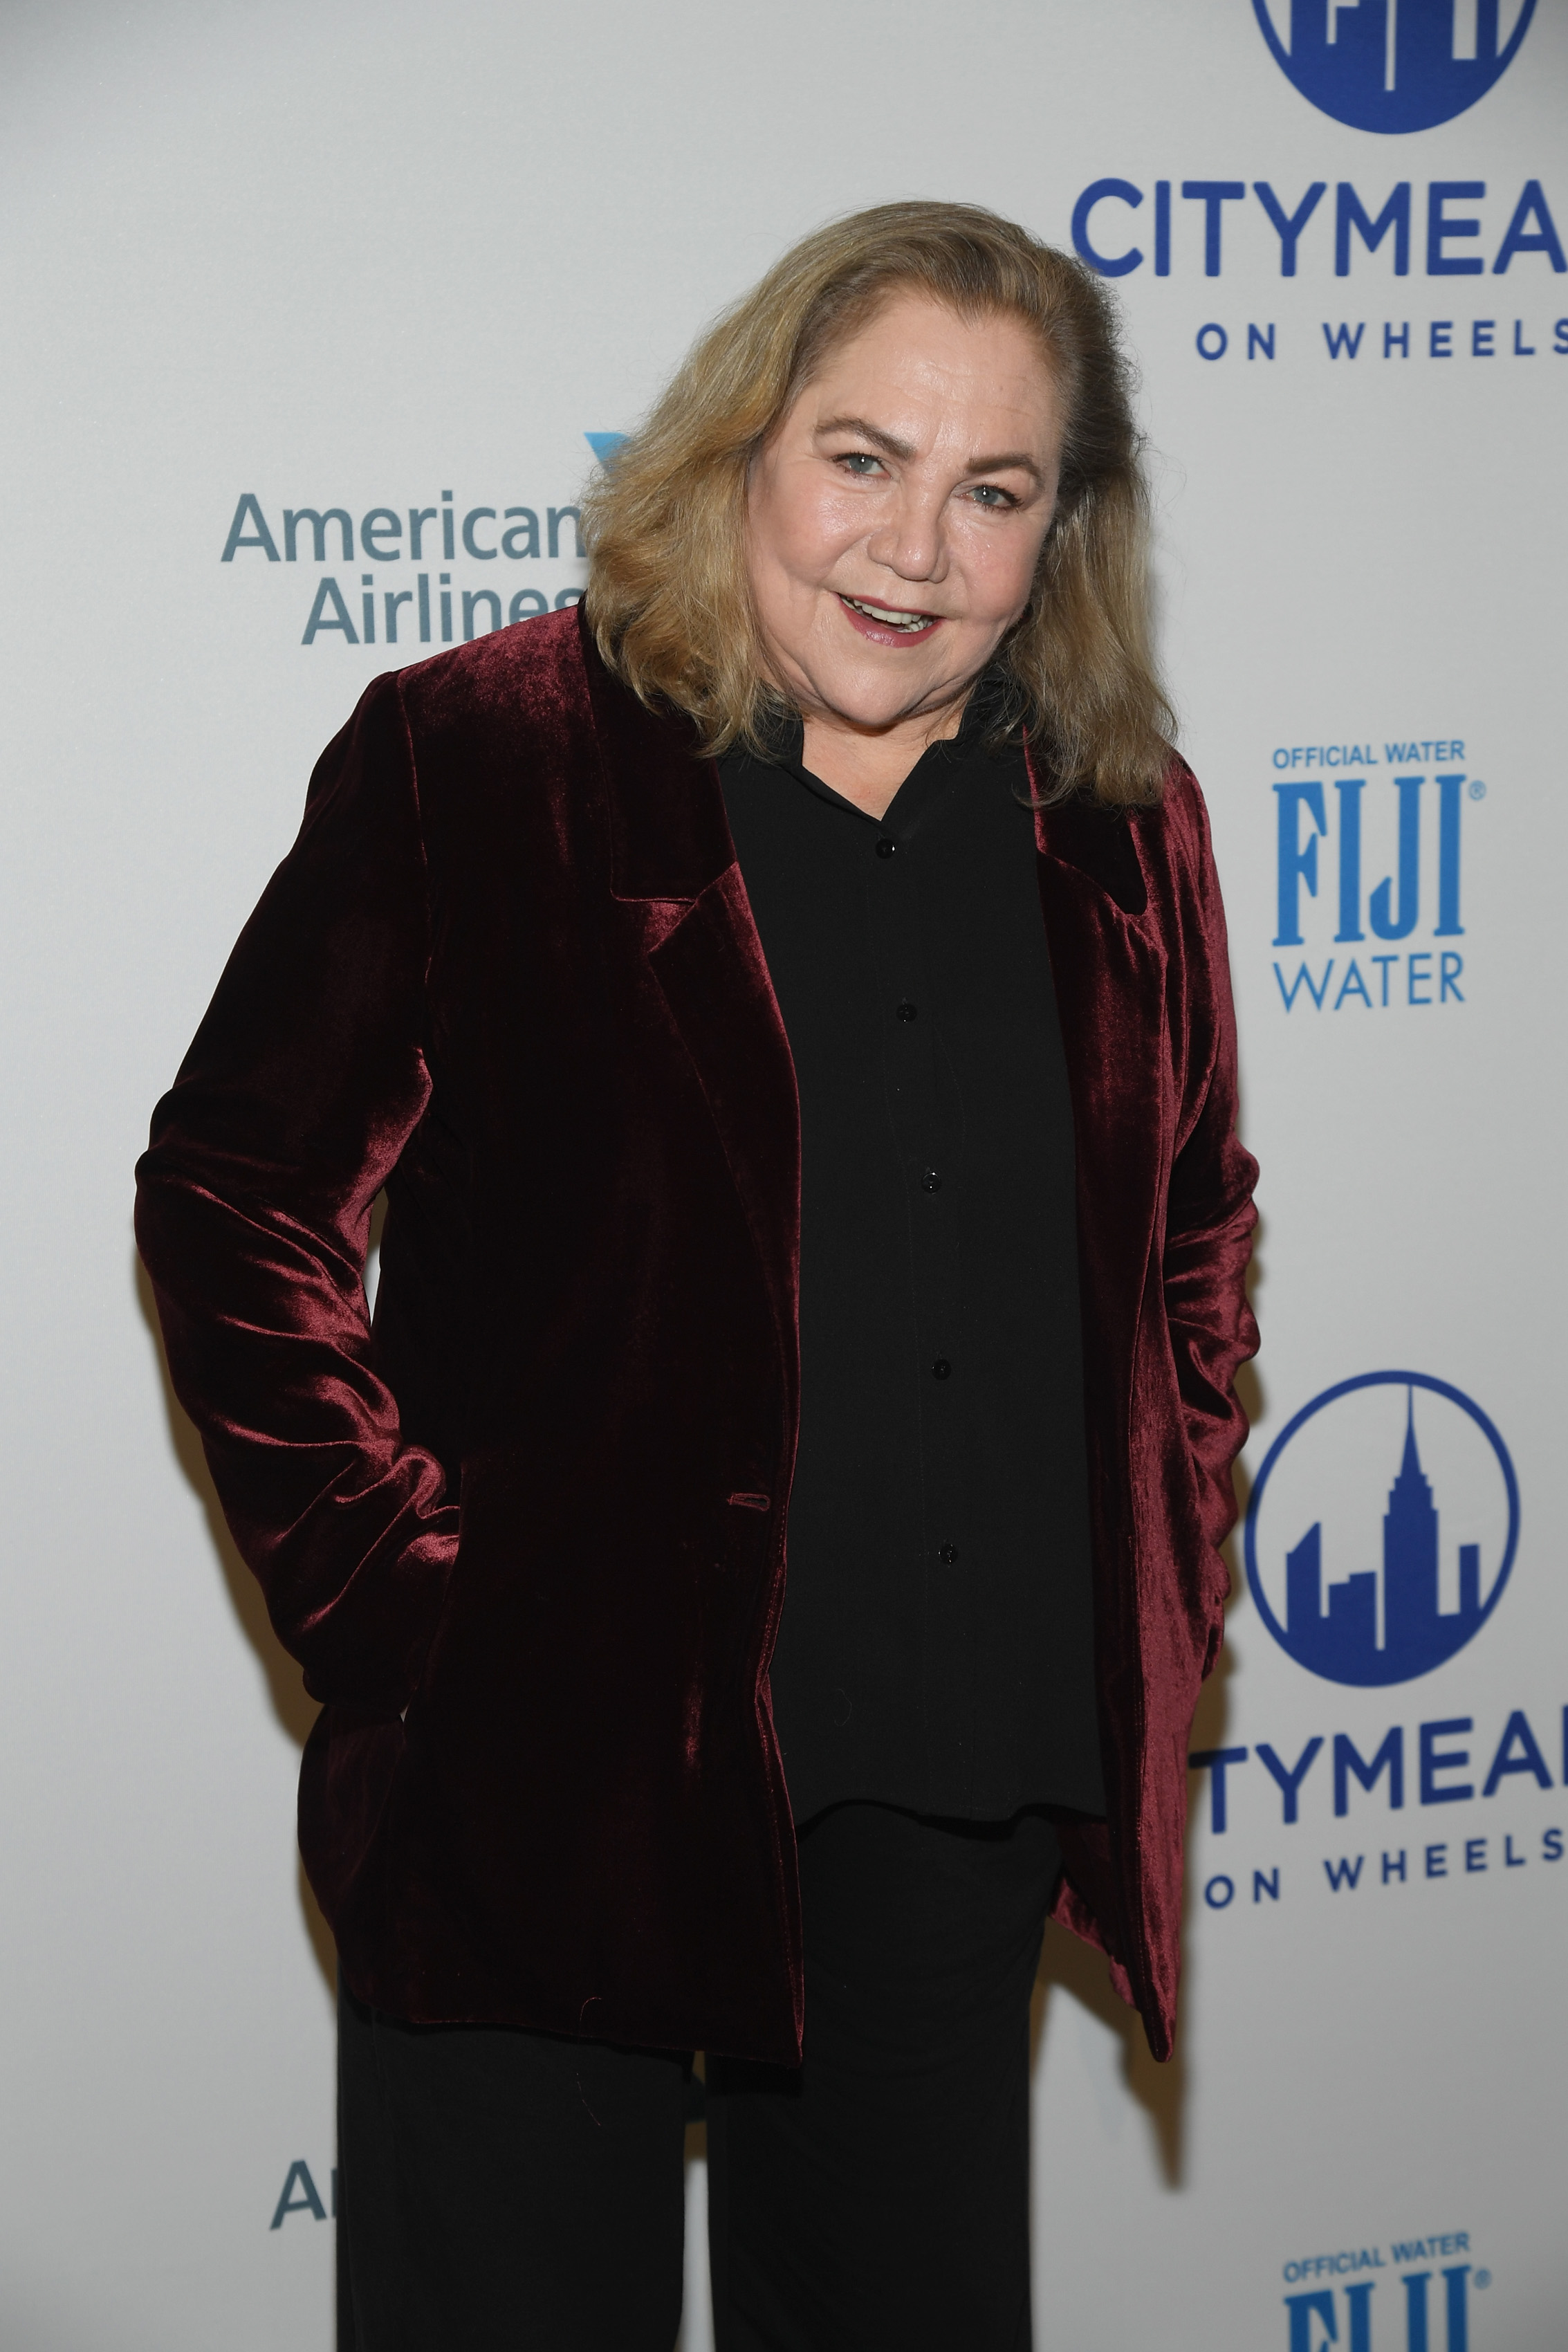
[875,837,897,860]
[896,1001,918,1022]
[932,1358,951,1380]
[922,1169,941,1192]
[938,1543,959,1565]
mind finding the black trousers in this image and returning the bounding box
[338,1803,1062,2352]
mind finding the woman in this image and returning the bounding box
[137,201,1257,2349]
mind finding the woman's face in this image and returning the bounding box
[746,293,1063,739]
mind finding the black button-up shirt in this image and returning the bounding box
[717,692,1105,1826]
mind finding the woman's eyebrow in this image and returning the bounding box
[963,450,1043,481]
[814,414,1042,481]
[813,414,917,461]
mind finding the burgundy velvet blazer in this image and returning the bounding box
[136,605,1257,2066]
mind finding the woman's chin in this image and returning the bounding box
[795,664,970,739]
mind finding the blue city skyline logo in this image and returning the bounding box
[1253,0,1536,133]
[1246,1372,1519,1685]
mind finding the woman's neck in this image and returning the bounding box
[799,698,967,819]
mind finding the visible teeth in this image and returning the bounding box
[843,596,935,632]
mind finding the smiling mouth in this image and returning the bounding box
[838,594,942,634]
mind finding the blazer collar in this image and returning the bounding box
[576,609,736,908]
[578,618,802,1408]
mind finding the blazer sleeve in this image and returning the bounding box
[135,672,458,1710]
[1159,771,1260,1590]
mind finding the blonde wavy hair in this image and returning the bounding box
[583,200,1174,806]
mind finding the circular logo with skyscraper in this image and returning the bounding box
[1244,1372,1519,1686]
[1252,0,1536,134]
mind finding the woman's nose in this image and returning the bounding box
[865,490,949,584]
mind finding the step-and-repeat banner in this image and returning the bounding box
[3,1,1564,2344]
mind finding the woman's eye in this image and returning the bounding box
[970,484,1016,510]
[838,452,884,476]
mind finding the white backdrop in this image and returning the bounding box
[3,2,1565,2345]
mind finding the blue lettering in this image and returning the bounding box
[220,493,280,562]
[462,589,503,641]
[1336,183,1411,277]
[1493,181,1567,275]
[1444,2266,1471,2352]
[547,506,583,558]
[1254,181,1327,276]
[284,507,353,562]
[1275,960,1335,1011]
[1274,780,1327,942]
[1334,1727,1403,1817]
[270,2160,326,2229]
[301,578,358,645]
[1435,774,1464,935]
[1482,1709,1552,1796]
[1182,180,1246,275]
[1258,1737,1325,1824]
[1439,951,1465,1002]
[1253,1867,1281,1903]
[1420,1719,1473,1805]
[1334,961,1372,1010]
[1334,777,1365,939]
[1284,2289,1337,2350]
[1322,320,1366,358]
[501,506,540,558]
[1071,179,1144,276]
[1428,183,1485,278]
[1190,1746,1248,1833]
[361,508,402,560]
[1369,777,1422,939]
[1323,1854,1365,1891]
[1403,2274,1431,2352]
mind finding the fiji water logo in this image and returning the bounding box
[1246,1372,1519,1685]
[1284,2238,1485,2349]
[1271,743,1482,1016]
[1254,0,1536,133]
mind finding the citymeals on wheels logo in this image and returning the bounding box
[1254,0,1536,133]
[1246,1372,1519,1684]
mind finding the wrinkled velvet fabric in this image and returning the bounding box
[136,606,1256,2066]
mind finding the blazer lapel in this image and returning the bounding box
[580,631,801,1395]
[1030,758,1170,1363]
[1031,756,1170,1860]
